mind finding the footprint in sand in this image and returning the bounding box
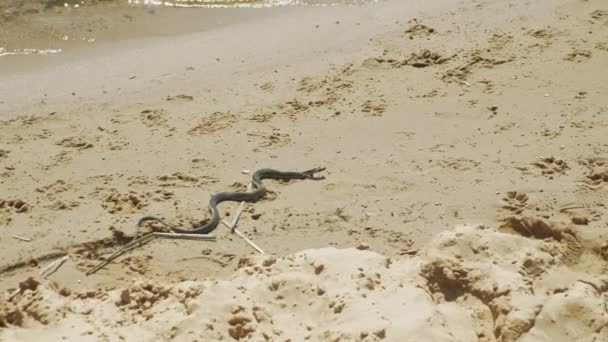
[35,179,80,211]
[154,172,218,187]
[564,49,592,63]
[525,27,561,50]
[361,99,387,116]
[404,22,435,39]
[500,191,529,215]
[590,10,608,24]
[435,158,480,171]
[516,156,569,178]
[248,111,275,123]
[247,129,291,148]
[274,99,309,120]
[488,32,514,50]
[188,111,237,134]
[441,52,511,84]
[140,109,168,128]
[364,50,451,70]
[0,199,29,225]
[258,82,275,92]
[93,189,150,214]
[56,136,94,150]
[581,169,608,188]
[405,50,452,68]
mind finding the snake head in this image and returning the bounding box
[302,167,327,180]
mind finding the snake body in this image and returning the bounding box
[136,167,326,235]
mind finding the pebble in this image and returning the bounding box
[356,243,370,250]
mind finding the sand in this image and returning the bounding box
[3,221,608,341]
[1,0,607,340]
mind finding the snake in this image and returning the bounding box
[135,167,326,236]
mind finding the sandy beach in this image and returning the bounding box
[1,0,608,340]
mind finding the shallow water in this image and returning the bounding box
[128,0,375,7]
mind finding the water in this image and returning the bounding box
[0,48,62,58]
[128,0,375,7]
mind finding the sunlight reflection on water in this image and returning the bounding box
[128,0,376,8]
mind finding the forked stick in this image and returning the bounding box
[222,183,266,255]
[86,232,216,275]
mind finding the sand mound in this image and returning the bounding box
[2,219,608,341]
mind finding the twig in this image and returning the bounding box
[221,183,266,254]
[230,183,252,232]
[12,235,31,242]
[7,288,21,301]
[86,232,216,276]
[222,218,266,254]
[40,255,69,278]
[400,249,419,256]
[559,206,585,213]
[229,224,266,255]
[577,279,601,294]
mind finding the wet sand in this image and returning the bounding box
[1,0,608,340]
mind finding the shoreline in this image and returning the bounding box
[0,4,283,75]
[0,0,381,73]
[0,0,457,113]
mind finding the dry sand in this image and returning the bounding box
[1,0,608,340]
[4,221,608,341]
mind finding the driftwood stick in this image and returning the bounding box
[222,218,266,254]
[86,247,140,276]
[40,255,69,278]
[229,183,252,232]
[101,233,159,264]
[12,235,31,242]
[103,232,215,264]
[86,232,216,276]
[230,201,248,233]
[221,183,266,255]
[559,206,586,213]
[7,288,21,301]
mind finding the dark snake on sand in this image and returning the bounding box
[135,167,326,236]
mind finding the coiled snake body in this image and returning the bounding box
[136,167,326,235]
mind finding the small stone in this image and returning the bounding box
[116,289,131,306]
[356,243,370,250]
[13,199,25,209]
[572,217,589,225]
[314,264,325,275]
[373,328,386,339]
